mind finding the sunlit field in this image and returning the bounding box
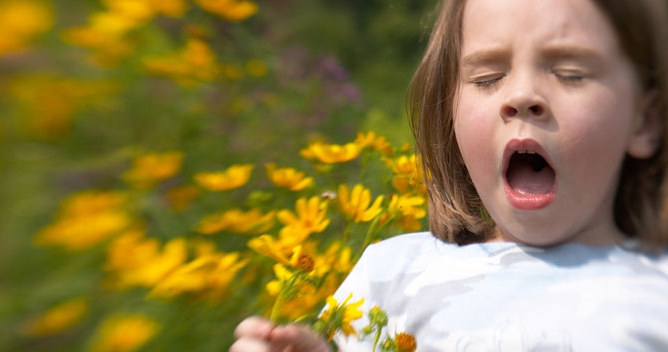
[0,0,436,350]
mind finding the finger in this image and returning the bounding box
[270,325,331,352]
[234,316,274,340]
[229,337,271,352]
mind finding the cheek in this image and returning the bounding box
[454,97,498,183]
[556,88,636,175]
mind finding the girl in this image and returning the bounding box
[232,0,668,350]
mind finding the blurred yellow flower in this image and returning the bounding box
[300,141,362,164]
[62,11,139,65]
[385,194,426,232]
[0,1,52,56]
[277,196,330,245]
[34,191,132,251]
[143,38,220,85]
[194,164,253,191]
[102,0,154,22]
[385,154,426,194]
[196,208,275,235]
[194,0,258,21]
[89,314,159,352]
[9,75,117,139]
[105,230,187,289]
[165,185,200,212]
[338,184,384,223]
[103,0,187,19]
[149,251,248,300]
[319,241,354,276]
[21,298,88,337]
[265,163,314,191]
[319,293,364,340]
[64,0,187,65]
[123,151,183,188]
[355,131,391,154]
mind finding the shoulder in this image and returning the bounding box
[359,232,451,280]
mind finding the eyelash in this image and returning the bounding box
[472,75,504,88]
[554,71,585,83]
[470,71,586,88]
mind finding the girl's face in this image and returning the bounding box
[454,0,655,245]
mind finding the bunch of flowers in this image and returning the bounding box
[29,131,424,349]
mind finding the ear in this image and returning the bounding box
[627,90,662,159]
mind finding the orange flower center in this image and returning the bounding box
[395,332,417,352]
[296,254,314,272]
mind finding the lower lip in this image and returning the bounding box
[504,183,556,210]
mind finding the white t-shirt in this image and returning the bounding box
[333,232,668,351]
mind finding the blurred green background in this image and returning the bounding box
[0,0,437,350]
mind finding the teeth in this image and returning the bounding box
[517,149,535,154]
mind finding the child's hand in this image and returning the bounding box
[230,316,332,352]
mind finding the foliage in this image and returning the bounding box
[0,0,437,350]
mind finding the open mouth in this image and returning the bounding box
[507,151,555,194]
[503,139,556,210]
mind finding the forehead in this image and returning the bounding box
[460,0,621,57]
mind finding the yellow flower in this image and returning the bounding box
[194,0,258,21]
[265,163,314,191]
[102,0,154,22]
[338,184,384,223]
[21,298,88,337]
[9,75,118,139]
[34,191,132,251]
[194,164,253,191]
[89,314,158,352]
[62,11,139,65]
[385,194,426,231]
[196,208,275,235]
[105,231,187,289]
[123,151,183,188]
[319,241,354,276]
[385,154,426,194]
[355,131,391,154]
[165,185,200,212]
[149,251,248,300]
[319,293,364,340]
[300,141,362,164]
[143,38,220,85]
[276,196,330,243]
[248,234,292,264]
[0,1,52,56]
[148,0,188,17]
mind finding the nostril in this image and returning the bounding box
[502,106,518,117]
[529,105,543,115]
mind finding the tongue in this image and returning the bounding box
[507,159,554,194]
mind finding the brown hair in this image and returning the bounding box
[407,0,668,247]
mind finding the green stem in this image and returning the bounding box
[362,216,381,250]
[342,221,352,243]
[372,326,382,352]
[269,291,283,323]
[269,272,300,323]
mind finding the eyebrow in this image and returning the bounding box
[540,45,604,62]
[460,48,509,68]
[460,45,605,68]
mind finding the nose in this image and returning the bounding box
[499,74,548,120]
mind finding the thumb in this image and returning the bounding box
[269,324,332,352]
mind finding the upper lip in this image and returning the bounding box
[502,139,555,176]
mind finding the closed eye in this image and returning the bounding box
[553,69,586,83]
[471,74,505,88]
